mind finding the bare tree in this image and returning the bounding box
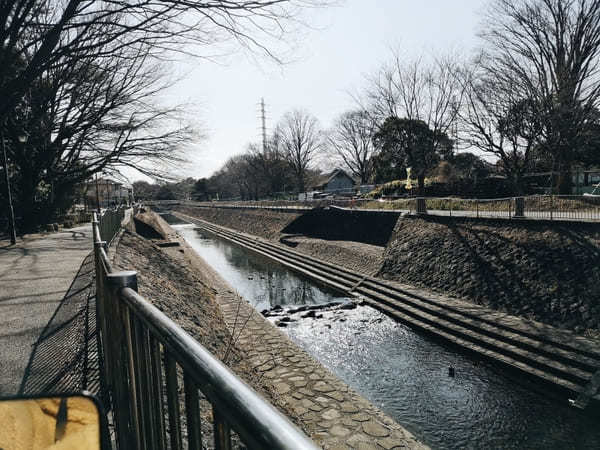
[6,30,194,225]
[364,51,463,149]
[276,109,323,192]
[0,0,326,123]
[480,0,600,193]
[1,0,328,225]
[247,141,294,196]
[327,110,375,183]
[457,64,543,194]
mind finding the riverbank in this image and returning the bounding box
[115,210,426,449]
[173,205,600,338]
[174,205,386,276]
[381,216,600,338]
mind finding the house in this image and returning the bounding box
[311,169,356,194]
[85,178,133,208]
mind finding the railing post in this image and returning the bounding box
[106,270,140,450]
[416,197,427,215]
[514,196,525,218]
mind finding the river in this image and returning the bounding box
[171,221,600,449]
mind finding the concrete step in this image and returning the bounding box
[359,280,600,373]
[355,285,592,387]
[359,297,585,396]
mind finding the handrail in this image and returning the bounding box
[92,210,318,450]
[120,287,317,449]
[147,194,600,222]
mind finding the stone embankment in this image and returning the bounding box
[380,216,600,338]
[116,210,427,449]
[173,205,600,339]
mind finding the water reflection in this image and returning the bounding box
[173,223,600,449]
[285,306,600,449]
[174,225,350,311]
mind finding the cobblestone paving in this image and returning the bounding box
[176,235,428,450]
[217,291,427,450]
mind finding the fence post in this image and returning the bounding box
[514,196,525,218]
[416,197,427,215]
[92,221,111,409]
[106,270,140,450]
[550,195,554,221]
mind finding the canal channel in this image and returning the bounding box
[169,220,600,449]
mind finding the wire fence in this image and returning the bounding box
[93,209,317,450]
[148,195,600,222]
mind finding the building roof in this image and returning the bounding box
[311,169,355,189]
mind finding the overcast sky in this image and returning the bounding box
[137,0,488,183]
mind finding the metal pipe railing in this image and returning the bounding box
[145,194,600,222]
[92,210,318,450]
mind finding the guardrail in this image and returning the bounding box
[92,210,317,450]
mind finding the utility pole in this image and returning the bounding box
[1,129,16,244]
[260,98,267,155]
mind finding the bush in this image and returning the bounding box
[367,180,409,198]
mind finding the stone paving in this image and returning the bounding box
[173,231,428,450]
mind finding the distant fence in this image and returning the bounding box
[93,209,317,450]
[147,195,600,222]
[367,195,600,221]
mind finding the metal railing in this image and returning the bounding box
[92,210,318,450]
[147,195,600,222]
[98,207,126,243]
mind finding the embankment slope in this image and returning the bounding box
[175,205,386,275]
[379,216,600,336]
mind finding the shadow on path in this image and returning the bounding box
[18,252,103,401]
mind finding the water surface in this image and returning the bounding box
[172,222,600,449]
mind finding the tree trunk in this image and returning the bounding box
[417,173,425,196]
[297,173,305,193]
[557,166,572,195]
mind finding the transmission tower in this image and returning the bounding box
[260,98,267,155]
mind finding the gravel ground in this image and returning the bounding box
[379,216,600,338]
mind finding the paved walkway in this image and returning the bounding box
[0,225,93,396]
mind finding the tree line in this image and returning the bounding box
[0,0,323,230]
[185,0,600,202]
[4,0,600,226]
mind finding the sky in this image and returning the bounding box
[133,0,489,183]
